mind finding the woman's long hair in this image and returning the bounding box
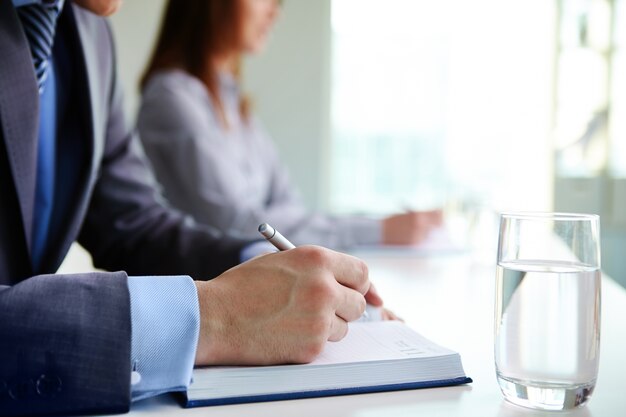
[140,0,250,126]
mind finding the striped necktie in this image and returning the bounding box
[16,0,63,94]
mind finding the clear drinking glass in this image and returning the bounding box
[495,212,601,410]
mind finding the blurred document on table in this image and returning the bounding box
[352,227,467,257]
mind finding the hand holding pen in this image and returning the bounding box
[194,234,373,365]
[258,223,397,322]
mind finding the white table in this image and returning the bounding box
[125,252,626,417]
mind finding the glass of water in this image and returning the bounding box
[495,212,601,410]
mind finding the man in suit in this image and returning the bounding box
[0,0,380,415]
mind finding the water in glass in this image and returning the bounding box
[495,259,601,410]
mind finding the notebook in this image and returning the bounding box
[183,321,472,407]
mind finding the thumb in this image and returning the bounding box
[364,282,384,307]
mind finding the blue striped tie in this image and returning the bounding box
[16,0,63,94]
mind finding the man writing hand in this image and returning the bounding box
[196,247,370,366]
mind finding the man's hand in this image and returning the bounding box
[364,283,401,321]
[194,246,370,366]
[382,210,443,245]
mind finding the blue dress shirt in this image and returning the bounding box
[32,57,57,270]
[13,0,201,402]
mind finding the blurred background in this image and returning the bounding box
[64,0,626,287]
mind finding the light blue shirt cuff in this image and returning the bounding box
[127,275,200,401]
[240,241,277,262]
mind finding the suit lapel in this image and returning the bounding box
[71,5,101,175]
[0,0,40,257]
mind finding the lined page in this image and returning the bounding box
[312,322,454,366]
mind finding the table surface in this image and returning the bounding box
[121,251,626,417]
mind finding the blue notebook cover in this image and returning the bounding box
[181,322,471,408]
[181,376,473,408]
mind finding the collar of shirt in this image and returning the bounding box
[218,71,240,94]
[12,0,66,8]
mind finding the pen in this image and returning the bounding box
[258,223,296,250]
[257,223,371,320]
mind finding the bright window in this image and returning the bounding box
[330,0,557,215]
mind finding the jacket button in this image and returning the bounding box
[36,374,62,398]
[8,379,32,400]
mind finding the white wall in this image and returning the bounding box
[108,0,166,115]
[109,0,330,209]
[243,0,332,209]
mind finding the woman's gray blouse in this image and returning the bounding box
[137,69,381,250]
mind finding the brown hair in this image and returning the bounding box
[140,0,250,127]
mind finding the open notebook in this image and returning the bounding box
[183,321,471,407]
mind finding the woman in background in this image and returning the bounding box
[137,0,441,250]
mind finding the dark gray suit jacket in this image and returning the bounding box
[0,3,247,415]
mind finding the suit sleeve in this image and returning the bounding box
[0,272,131,416]
[77,21,247,280]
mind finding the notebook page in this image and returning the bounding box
[311,321,454,366]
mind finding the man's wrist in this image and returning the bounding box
[194,280,229,366]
